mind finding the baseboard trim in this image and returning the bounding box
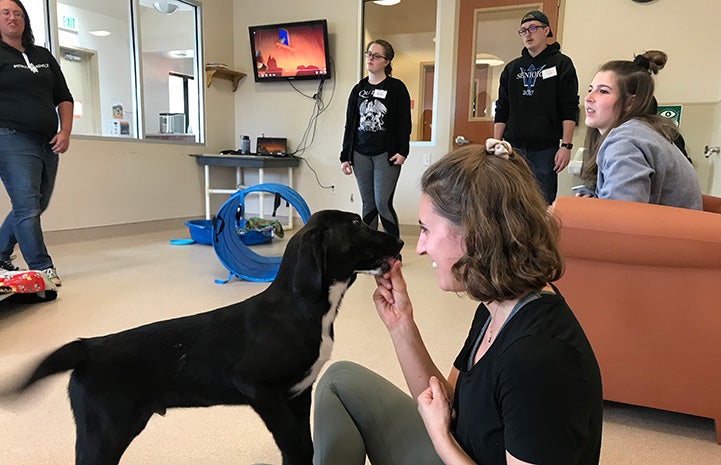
[44,217,197,246]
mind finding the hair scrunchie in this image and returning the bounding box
[485,138,512,160]
[633,54,651,72]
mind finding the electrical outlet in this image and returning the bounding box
[423,153,431,166]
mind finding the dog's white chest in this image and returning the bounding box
[290,280,349,396]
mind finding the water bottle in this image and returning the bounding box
[240,135,251,154]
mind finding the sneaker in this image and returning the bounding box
[42,267,62,287]
[0,258,18,272]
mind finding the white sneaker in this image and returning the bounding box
[42,267,62,287]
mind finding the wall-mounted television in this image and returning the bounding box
[248,19,331,82]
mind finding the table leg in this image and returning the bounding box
[204,165,211,220]
[288,167,294,230]
[258,168,265,218]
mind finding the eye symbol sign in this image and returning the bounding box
[656,105,682,126]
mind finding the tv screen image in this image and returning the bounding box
[249,19,331,82]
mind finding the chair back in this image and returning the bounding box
[702,195,721,214]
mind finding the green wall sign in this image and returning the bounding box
[657,105,682,126]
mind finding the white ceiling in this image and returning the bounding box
[60,0,191,20]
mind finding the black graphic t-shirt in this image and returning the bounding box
[354,80,389,156]
[340,76,411,164]
[0,42,73,141]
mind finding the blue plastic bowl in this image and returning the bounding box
[185,218,273,246]
[185,219,213,245]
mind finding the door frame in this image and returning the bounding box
[419,61,435,142]
[60,45,101,136]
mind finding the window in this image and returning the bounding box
[23,0,48,48]
[138,0,202,142]
[29,0,203,142]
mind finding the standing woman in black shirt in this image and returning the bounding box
[0,0,72,286]
[339,39,411,238]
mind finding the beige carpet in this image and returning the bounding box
[0,227,718,464]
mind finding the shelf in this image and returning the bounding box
[205,66,246,92]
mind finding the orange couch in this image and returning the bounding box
[553,195,721,443]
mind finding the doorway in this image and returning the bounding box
[419,62,435,141]
[60,46,101,136]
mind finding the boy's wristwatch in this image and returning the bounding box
[560,142,573,149]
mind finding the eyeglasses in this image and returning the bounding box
[517,24,545,36]
[364,51,387,61]
[0,9,24,18]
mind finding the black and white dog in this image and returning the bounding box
[11,210,403,465]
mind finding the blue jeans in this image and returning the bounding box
[515,146,558,204]
[0,128,58,270]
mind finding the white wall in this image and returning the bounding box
[562,0,721,105]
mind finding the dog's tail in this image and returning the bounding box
[18,339,88,391]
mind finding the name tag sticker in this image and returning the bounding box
[373,89,388,99]
[542,67,557,79]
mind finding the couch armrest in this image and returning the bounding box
[553,196,721,268]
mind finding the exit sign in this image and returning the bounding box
[62,15,77,31]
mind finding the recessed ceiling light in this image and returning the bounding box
[88,30,111,37]
[373,0,401,5]
[153,1,179,15]
[475,53,504,67]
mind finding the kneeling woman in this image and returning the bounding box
[314,140,603,465]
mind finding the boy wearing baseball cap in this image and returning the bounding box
[494,10,579,204]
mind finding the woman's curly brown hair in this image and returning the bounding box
[420,144,563,302]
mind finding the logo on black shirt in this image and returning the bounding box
[517,64,546,96]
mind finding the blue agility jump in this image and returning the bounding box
[212,183,311,283]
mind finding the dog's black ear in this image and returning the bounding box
[292,228,325,302]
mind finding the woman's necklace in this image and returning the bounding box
[487,306,501,343]
[486,298,517,343]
